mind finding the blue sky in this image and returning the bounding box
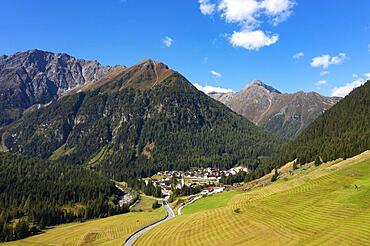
[1,0,370,96]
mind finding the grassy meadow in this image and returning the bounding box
[182,191,240,215]
[131,195,161,212]
[3,209,165,246]
[136,151,370,245]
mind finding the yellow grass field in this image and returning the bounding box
[131,195,161,212]
[4,209,165,246]
[137,151,370,245]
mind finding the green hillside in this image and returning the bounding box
[280,81,370,165]
[137,151,370,245]
[0,153,126,242]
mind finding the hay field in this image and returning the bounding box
[4,209,165,246]
[137,151,370,245]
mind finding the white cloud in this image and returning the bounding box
[260,0,295,25]
[331,72,370,97]
[315,80,327,86]
[218,0,259,24]
[193,83,234,94]
[368,43,370,53]
[217,0,294,25]
[261,0,291,14]
[311,53,346,69]
[230,29,279,50]
[200,0,295,51]
[163,36,173,47]
[320,71,330,76]
[210,70,222,77]
[199,0,216,15]
[331,79,364,97]
[330,53,346,64]
[293,52,304,59]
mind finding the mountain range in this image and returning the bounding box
[209,80,341,138]
[0,49,350,180]
[0,51,283,180]
[1,49,366,179]
[0,50,342,140]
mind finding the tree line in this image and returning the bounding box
[0,153,127,242]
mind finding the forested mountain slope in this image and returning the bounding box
[0,153,125,242]
[280,81,370,164]
[2,60,283,180]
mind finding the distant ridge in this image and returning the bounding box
[209,80,341,138]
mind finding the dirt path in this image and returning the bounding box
[152,60,159,87]
[258,95,272,124]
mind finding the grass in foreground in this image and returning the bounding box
[182,191,240,215]
[4,209,166,246]
[169,194,202,214]
[137,151,370,245]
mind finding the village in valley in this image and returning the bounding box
[148,166,250,196]
[116,165,251,210]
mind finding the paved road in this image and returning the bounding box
[177,195,202,215]
[124,196,175,246]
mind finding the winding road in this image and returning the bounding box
[177,195,202,215]
[124,196,175,246]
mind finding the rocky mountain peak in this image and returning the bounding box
[0,49,112,126]
[118,59,174,91]
[137,59,170,71]
[250,80,264,86]
[23,48,46,56]
[243,80,281,94]
[208,80,341,138]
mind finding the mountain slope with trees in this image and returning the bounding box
[280,81,370,165]
[2,59,284,180]
[0,153,126,242]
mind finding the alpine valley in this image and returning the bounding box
[0,49,369,245]
[2,1,370,245]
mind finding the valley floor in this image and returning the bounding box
[136,151,370,245]
[4,151,370,246]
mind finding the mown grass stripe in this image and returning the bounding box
[137,151,370,245]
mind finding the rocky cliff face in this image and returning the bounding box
[208,80,341,138]
[0,49,114,126]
